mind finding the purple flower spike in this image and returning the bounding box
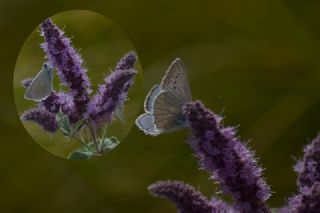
[40,19,91,121]
[210,198,234,213]
[115,51,137,71]
[21,77,33,88]
[148,180,228,213]
[182,101,271,213]
[287,182,320,213]
[294,134,320,188]
[40,91,77,123]
[86,68,137,126]
[21,108,58,132]
[276,207,290,213]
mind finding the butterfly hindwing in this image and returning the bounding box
[24,63,53,101]
[153,91,186,132]
[144,84,161,113]
[135,113,161,136]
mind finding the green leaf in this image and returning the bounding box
[56,108,64,121]
[56,108,85,137]
[56,108,72,136]
[68,149,95,160]
[59,115,71,135]
[100,136,120,153]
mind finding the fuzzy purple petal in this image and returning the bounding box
[21,108,58,132]
[86,68,137,126]
[115,51,137,71]
[183,101,271,213]
[276,207,290,213]
[39,91,77,123]
[40,19,91,121]
[210,197,235,213]
[149,180,229,213]
[294,134,320,188]
[287,182,320,213]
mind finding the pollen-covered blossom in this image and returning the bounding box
[20,108,58,132]
[182,101,271,213]
[40,19,91,122]
[148,180,230,213]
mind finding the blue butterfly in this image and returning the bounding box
[24,63,53,101]
[135,58,192,136]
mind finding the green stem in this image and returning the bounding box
[101,124,109,140]
[85,121,101,154]
[99,124,110,149]
[71,135,95,153]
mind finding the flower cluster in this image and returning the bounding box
[86,52,137,127]
[183,101,271,212]
[148,100,320,213]
[21,18,138,159]
[149,101,271,213]
[21,108,58,133]
[279,135,320,212]
[149,180,230,213]
[40,19,91,122]
[295,135,320,188]
[288,182,320,213]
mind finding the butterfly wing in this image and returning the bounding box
[161,58,192,102]
[24,64,53,101]
[135,113,161,136]
[153,90,187,133]
[136,58,191,135]
[144,84,161,113]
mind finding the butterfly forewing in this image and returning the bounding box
[161,58,192,102]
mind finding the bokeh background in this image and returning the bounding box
[1,0,320,212]
[13,10,144,159]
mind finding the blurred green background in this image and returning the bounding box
[1,0,320,212]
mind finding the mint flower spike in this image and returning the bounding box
[40,91,77,123]
[282,134,320,213]
[40,19,91,122]
[20,108,58,133]
[294,134,320,188]
[148,180,229,213]
[86,68,137,127]
[182,101,271,213]
[115,51,137,71]
[86,52,137,127]
[287,182,320,213]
